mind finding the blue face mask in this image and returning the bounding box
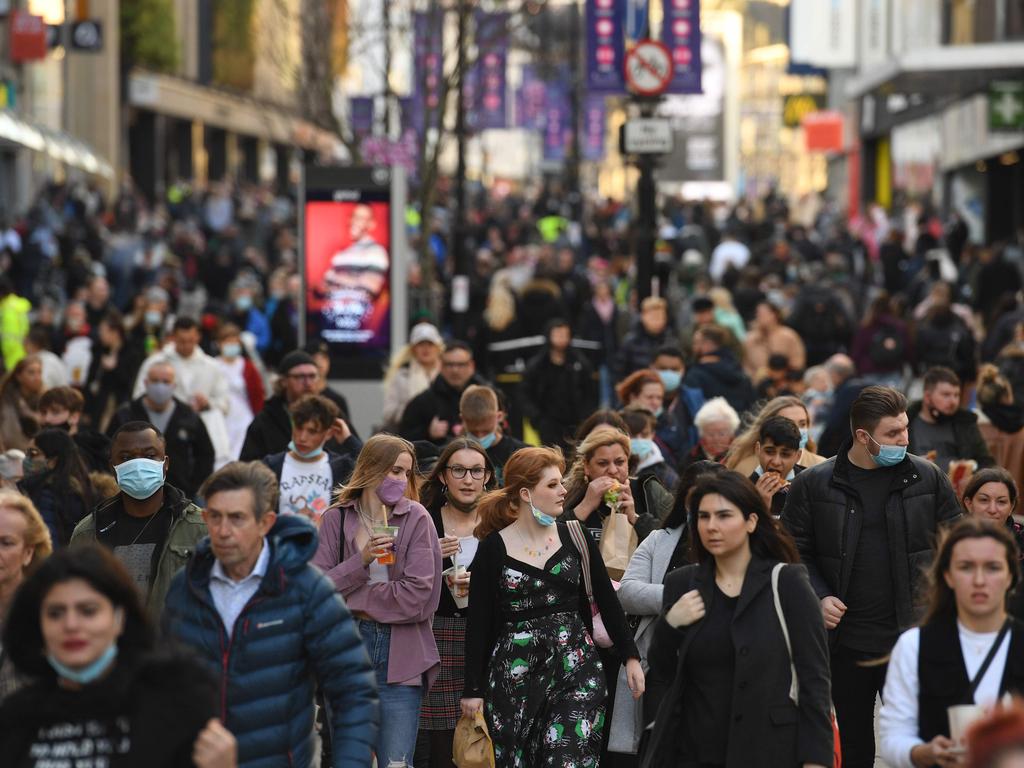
[47,642,118,685]
[235,295,253,312]
[867,434,907,467]
[630,438,656,460]
[114,458,166,500]
[657,369,682,393]
[478,432,497,449]
[221,342,242,358]
[653,406,664,419]
[288,440,324,460]
[526,492,556,527]
[144,310,162,328]
[799,428,809,451]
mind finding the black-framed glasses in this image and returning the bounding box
[448,465,487,480]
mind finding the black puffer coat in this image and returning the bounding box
[781,440,961,633]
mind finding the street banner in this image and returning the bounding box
[583,95,606,161]
[517,65,547,131]
[349,97,374,141]
[586,0,626,94]
[473,11,509,130]
[543,78,570,161]
[411,12,445,137]
[661,0,701,94]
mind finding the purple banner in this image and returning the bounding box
[472,11,508,130]
[543,79,571,162]
[661,0,701,94]
[412,12,445,137]
[586,0,626,94]
[516,65,547,131]
[582,95,606,161]
[349,97,374,141]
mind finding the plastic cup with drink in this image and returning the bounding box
[372,523,399,565]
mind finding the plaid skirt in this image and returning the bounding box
[419,614,467,730]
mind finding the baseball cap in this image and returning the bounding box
[409,323,443,347]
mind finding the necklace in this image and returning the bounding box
[515,524,554,558]
[127,511,158,546]
[355,500,382,536]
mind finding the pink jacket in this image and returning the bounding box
[312,496,442,689]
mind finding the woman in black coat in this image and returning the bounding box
[0,544,235,767]
[643,471,832,768]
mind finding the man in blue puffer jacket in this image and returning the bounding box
[163,461,378,768]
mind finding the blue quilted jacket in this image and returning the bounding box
[163,514,378,768]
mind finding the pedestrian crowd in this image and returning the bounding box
[3,177,1024,768]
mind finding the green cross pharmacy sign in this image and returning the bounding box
[990,81,1024,131]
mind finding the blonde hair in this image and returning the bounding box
[977,363,1013,407]
[0,490,53,574]
[383,338,445,386]
[335,434,420,504]
[460,385,498,425]
[564,426,631,501]
[724,395,812,469]
[484,275,517,332]
[708,287,736,311]
[475,447,564,539]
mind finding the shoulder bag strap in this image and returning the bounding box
[969,620,1012,698]
[771,562,800,706]
[566,520,594,602]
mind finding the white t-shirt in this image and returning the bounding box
[880,622,1011,768]
[278,453,333,522]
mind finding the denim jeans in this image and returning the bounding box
[358,619,423,767]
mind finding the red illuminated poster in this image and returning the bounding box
[305,200,391,351]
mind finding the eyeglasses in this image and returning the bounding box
[442,360,472,369]
[448,465,487,480]
[288,372,319,381]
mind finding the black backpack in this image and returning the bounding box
[869,325,906,368]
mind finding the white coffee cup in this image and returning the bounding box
[948,704,984,748]
[443,564,469,609]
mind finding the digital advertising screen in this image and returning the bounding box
[302,166,394,379]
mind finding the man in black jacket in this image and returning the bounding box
[399,340,486,445]
[522,319,596,451]
[239,350,360,462]
[684,324,757,416]
[615,296,679,380]
[106,361,214,499]
[782,386,961,768]
[908,366,995,473]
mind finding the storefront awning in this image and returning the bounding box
[0,109,114,178]
[846,42,1024,99]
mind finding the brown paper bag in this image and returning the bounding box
[600,511,637,580]
[453,711,495,768]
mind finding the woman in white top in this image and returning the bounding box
[214,323,264,462]
[880,518,1024,768]
[382,323,444,428]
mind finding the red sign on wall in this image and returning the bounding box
[10,10,47,63]
[803,111,844,152]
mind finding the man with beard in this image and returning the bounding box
[907,366,994,472]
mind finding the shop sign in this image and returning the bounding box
[783,93,825,128]
[9,10,47,63]
[990,81,1024,132]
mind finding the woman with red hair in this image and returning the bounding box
[461,446,643,767]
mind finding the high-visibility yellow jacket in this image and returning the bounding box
[0,293,30,371]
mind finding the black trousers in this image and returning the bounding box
[830,645,889,768]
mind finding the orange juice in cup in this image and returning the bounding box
[373,524,399,565]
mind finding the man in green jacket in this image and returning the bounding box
[71,420,207,619]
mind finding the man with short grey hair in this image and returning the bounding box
[163,461,378,767]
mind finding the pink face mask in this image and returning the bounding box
[375,476,408,506]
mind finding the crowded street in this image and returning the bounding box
[2,1,1024,767]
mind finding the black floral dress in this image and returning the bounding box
[486,546,607,768]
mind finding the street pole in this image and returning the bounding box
[382,0,392,137]
[634,98,660,302]
[451,0,470,339]
[566,0,582,224]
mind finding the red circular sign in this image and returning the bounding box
[624,40,674,96]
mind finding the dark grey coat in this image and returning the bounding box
[643,557,833,768]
